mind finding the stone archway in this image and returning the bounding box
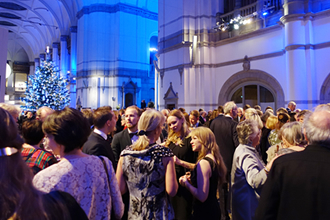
[320,73,330,104]
[218,69,285,109]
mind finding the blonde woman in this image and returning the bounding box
[266,113,290,162]
[166,109,197,220]
[116,109,178,219]
[176,127,227,220]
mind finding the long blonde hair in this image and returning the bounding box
[188,127,227,185]
[165,109,190,147]
[132,109,164,151]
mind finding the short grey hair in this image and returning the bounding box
[0,103,20,118]
[288,101,296,107]
[237,119,258,145]
[279,121,307,146]
[224,101,236,115]
[304,110,330,146]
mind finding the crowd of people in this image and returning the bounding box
[0,100,330,220]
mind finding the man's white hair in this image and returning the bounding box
[224,101,236,114]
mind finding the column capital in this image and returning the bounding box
[70,26,77,33]
[52,42,60,48]
[60,35,69,41]
[39,54,45,60]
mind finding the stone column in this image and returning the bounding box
[281,0,316,109]
[70,26,77,77]
[70,26,77,108]
[34,58,40,73]
[0,27,8,102]
[122,83,125,109]
[39,54,45,63]
[52,42,60,67]
[60,35,69,79]
[29,62,35,76]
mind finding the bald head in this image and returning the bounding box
[36,106,54,122]
[304,110,330,146]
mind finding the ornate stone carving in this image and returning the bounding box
[178,68,183,85]
[70,26,77,33]
[76,3,158,21]
[160,70,165,88]
[243,55,250,71]
[60,35,68,42]
[52,42,60,48]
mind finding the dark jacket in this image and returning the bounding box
[256,144,330,220]
[82,132,115,167]
[210,115,239,176]
[111,129,132,170]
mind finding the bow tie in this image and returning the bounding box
[129,132,137,139]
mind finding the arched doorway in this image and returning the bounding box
[218,69,285,111]
[125,93,133,107]
[230,83,275,111]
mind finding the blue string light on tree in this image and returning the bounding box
[21,47,70,111]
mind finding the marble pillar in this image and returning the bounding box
[60,35,69,79]
[70,26,77,108]
[281,0,316,109]
[34,58,40,74]
[29,62,35,76]
[52,42,60,67]
[0,27,8,102]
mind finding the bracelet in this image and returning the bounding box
[264,167,270,175]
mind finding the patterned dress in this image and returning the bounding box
[121,144,175,220]
[21,148,57,175]
[33,155,124,220]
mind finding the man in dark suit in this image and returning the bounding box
[82,106,116,166]
[111,105,142,220]
[199,110,207,125]
[111,105,142,170]
[210,101,239,220]
[256,109,330,220]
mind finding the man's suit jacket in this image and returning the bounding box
[256,144,330,220]
[82,132,115,166]
[210,115,239,176]
[199,116,206,125]
[111,129,132,170]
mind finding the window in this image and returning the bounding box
[230,84,275,111]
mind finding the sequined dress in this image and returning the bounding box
[121,144,175,220]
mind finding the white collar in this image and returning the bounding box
[225,114,233,119]
[94,128,107,140]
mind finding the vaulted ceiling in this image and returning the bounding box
[1,0,78,62]
[1,0,158,62]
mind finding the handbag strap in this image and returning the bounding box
[98,156,110,188]
[98,156,118,220]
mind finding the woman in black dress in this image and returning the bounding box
[176,127,227,220]
[166,109,196,220]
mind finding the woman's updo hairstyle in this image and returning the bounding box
[132,109,165,151]
[237,119,258,145]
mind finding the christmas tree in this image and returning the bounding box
[21,58,70,111]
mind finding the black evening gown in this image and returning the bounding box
[190,157,221,220]
[168,136,197,220]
